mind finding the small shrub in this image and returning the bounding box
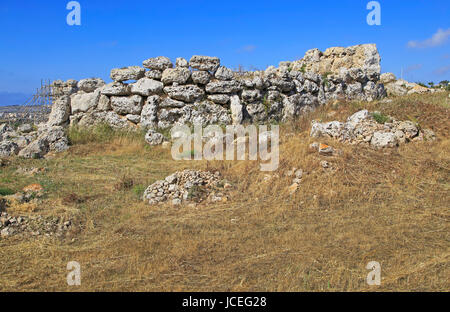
[300,64,306,73]
[187,185,207,201]
[114,173,134,191]
[62,193,86,205]
[0,187,15,196]
[132,184,146,199]
[417,82,427,88]
[372,112,389,124]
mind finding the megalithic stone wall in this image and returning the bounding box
[47,44,386,129]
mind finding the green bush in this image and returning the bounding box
[132,184,146,199]
[0,187,15,196]
[372,112,389,124]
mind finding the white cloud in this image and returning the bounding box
[407,28,450,48]
[433,65,450,76]
[238,45,256,53]
[404,64,422,74]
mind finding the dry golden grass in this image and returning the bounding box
[0,92,449,291]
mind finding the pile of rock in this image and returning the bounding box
[380,73,437,96]
[285,168,304,194]
[310,110,436,148]
[49,43,386,132]
[0,123,69,159]
[0,212,73,238]
[143,170,227,205]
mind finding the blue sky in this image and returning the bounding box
[0,0,449,105]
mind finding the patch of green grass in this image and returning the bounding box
[68,123,147,146]
[300,64,306,74]
[132,184,146,199]
[0,187,15,196]
[321,72,332,88]
[68,123,116,145]
[372,111,389,124]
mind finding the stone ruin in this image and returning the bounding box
[47,43,387,131]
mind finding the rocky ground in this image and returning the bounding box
[143,169,231,205]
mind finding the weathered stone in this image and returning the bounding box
[246,103,267,122]
[397,121,418,140]
[97,94,111,111]
[143,56,173,70]
[241,89,262,102]
[347,109,370,125]
[140,95,159,129]
[207,94,230,105]
[160,97,186,108]
[270,78,296,92]
[17,124,33,133]
[318,143,334,155]
[0,141,19,157]
[18,137,49,158]
[126,114,141,124]
[18,126,68,158]
[189,55,220,72]
[0,124,13,135]
[215,66,234,80]
[161,67,191,85]
[176,57,189,68]
[205,80,242,94]
[130,78,163,96]
[230,95,243,125]
[191,71,211,85]
[145,129,166,146]
[310,121,344,138]
[47,96,71,126]
[70,90,100,113]
[101,82,130,96]
[189,101,231,126]
[163,85,204,102]
[145,69,163,80]
[371,131,398,148]
[77,78,105,92]
[13,136,32,149]
[110,66,145,82]
[111,95,144,115]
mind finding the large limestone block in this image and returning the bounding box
[189,55,220,72]
[163,85,205,103]
[142,56,173,70]
[111,95,144,115]
[161,67,191,85]
[77,78,105,92]
[47,95,71,126]
[130,78,164,96]
[110,66,145,82]
[70,90,100,114]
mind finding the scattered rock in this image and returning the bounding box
[311,109,430,148]
[0,211,74,239]
[143,170,225,204]
[288,183,299,194]
[318,143,334,155]
[17,123,33,133]
[144,129,166,146]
